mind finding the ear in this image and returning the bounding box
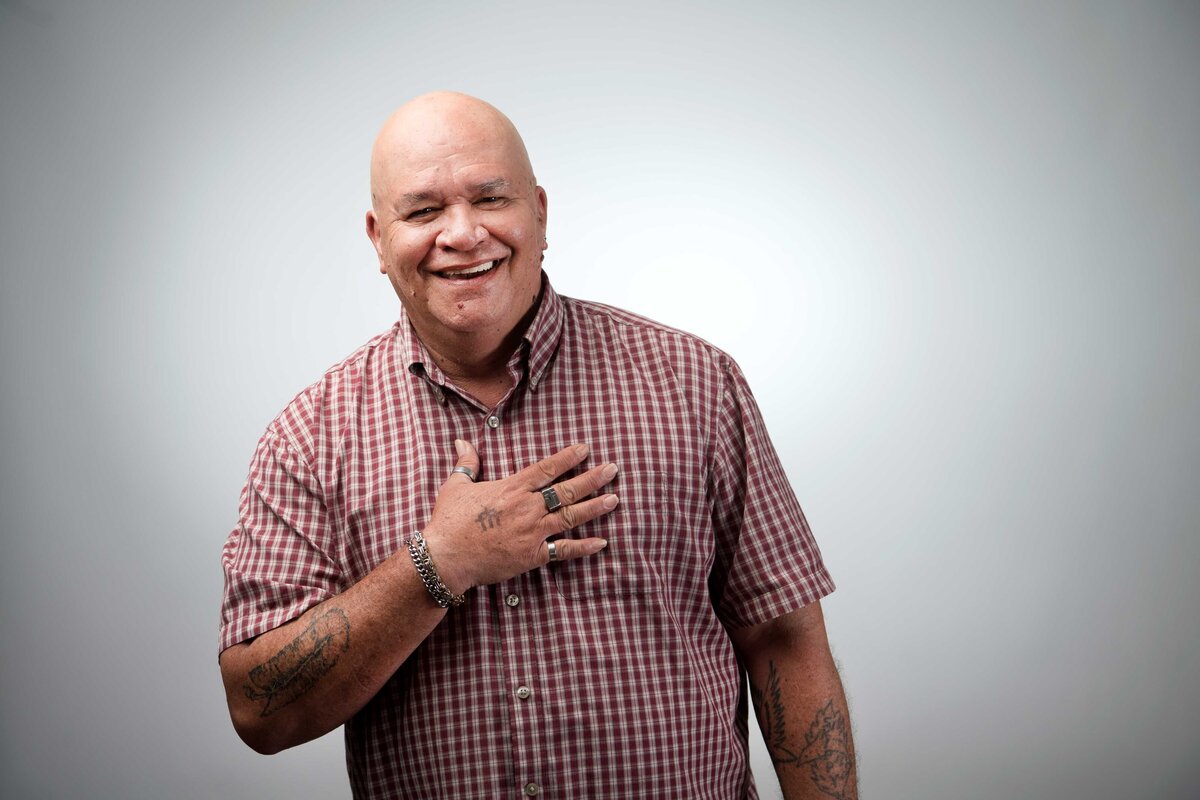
[365,210,386,273]
[536,186,548,248]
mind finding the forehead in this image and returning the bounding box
[381,115,532,199]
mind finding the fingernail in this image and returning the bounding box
[603,494,619,509]
[574,443,589,457]
[455,439,466,456]
[603,463,618,479]
[594,539,608,551]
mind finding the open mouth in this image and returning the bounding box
[440,259,502,280]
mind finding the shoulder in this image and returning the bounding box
[555,295,750,432]
[560,295,737,375]
[267,323,402,458]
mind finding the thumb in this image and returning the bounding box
[452,439,481,481]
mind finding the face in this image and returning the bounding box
[366,110,548,347]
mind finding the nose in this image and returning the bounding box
[435,204,487,251]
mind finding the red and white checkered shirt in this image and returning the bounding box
[220,278,834,799]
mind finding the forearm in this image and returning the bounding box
[220,548,447,754]
[734,603,858,800]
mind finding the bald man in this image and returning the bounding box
[219,93,857,800]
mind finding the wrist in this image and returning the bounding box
[406,530,466,608]
[418,525,472,594]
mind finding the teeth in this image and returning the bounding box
[449,260,498,278]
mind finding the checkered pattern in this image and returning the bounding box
[220,279,834,799]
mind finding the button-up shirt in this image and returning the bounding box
[220,278,835,798]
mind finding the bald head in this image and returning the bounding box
[370,92,537,211]
[363,92,549,356]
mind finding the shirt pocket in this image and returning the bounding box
[550,470,665,598]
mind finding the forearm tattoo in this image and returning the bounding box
[244,608,351,717]
[750,660,856,799]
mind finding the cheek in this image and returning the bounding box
[381,249,423,294]
[384,230,434,270]
[384,270,415,299]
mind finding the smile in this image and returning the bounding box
[440,259,502,280]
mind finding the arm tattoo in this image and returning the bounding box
[750,660,855,799]
[243,608,351,717]
[475,507,501,532]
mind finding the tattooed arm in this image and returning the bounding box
[730,600,858,800]
[219,549,451,754]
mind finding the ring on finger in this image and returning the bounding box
[547,540,561,562]
[540,486,563,513]
[452,466,476,482]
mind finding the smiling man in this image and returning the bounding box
[365,97,548,403]
[219,92,857,799]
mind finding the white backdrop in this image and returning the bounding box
[2,1,1198,798]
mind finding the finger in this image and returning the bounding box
[544,536,608,564]
[516,443,590,490]
[450,439,481,482]
[546,494,620,535]
[549,462,618,505]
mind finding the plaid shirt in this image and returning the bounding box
[220,278,834,799]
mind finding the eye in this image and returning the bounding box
[476,196,505,206]
[406,207,438,221]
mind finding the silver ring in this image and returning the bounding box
[547,540,560,562]
[452,466,476,482]
[540,486,562,513]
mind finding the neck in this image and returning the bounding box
[421,324,522,384]
[408,300,540,408]
[417,328,519,410]
[405,280,545,405]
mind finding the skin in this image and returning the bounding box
[733,603,859,800]
[222,93,857,798]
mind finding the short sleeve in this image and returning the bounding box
[219,424,345,652]
[708,357,835,629]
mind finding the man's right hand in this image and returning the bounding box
[421,440,619,593]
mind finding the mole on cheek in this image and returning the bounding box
[457,302,465,310]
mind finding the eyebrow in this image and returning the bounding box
[400,191,435,205]
[474,178,510,196]
[398,178,512,208]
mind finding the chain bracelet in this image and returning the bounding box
[407,531,466,608]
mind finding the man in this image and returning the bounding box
[219,91,857,799]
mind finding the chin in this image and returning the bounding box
[434,306,506,336]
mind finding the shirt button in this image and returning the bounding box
[505,594,520,608]
[515,685,532,700]
[524,782,541,796]
[487,415,500,429]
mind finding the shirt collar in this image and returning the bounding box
[521,273,565,392]
[397,271,564,396]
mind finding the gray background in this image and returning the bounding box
[2,1,1197,798]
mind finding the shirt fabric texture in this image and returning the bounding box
[220,277,835,799]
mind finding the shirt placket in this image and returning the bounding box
[482,395,553,798]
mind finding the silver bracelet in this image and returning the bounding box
[406,531,466,608]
